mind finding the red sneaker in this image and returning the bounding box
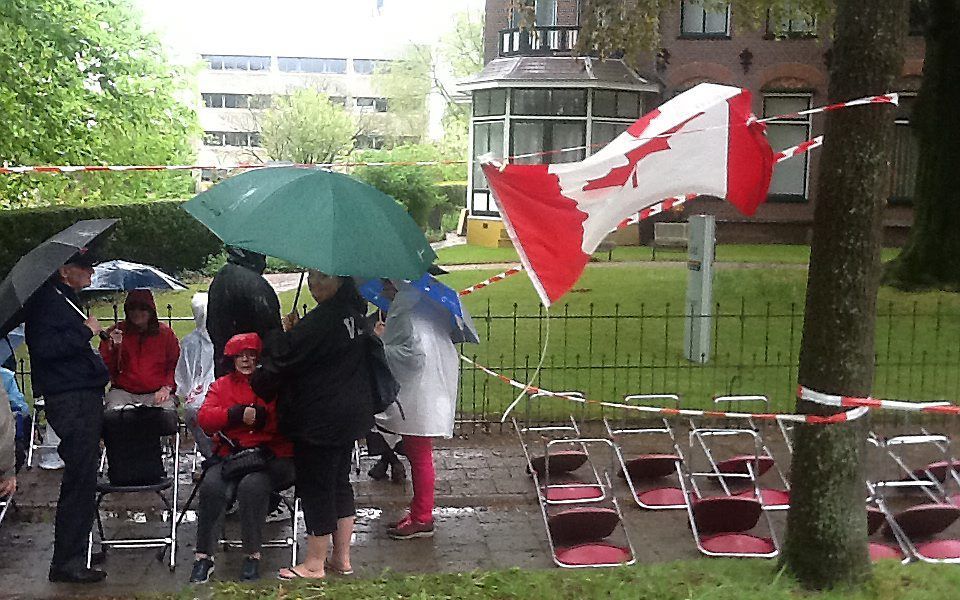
[387,514,435,539]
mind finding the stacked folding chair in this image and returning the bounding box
[514,392,635,568]
[679,396,784,558]
[867,432,960,563]
[605,394,686,510]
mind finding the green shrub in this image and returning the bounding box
[0,200,221,278]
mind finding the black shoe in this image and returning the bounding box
[89,549,106,566]
[390,458,406,484]
[367,457,389,480]
[189,557,215,584]
[48,567,107,584]
[241,557,260,581]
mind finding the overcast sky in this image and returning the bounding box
[134,0,485,61]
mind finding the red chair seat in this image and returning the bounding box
[544,484,603,502]
[548,507,620,545]
[554,542,631,566]
[637,487,685,507]
[887,503,960,539]
[869,542,903,561]
[916,539,960,560]
[623,454,681,480]
[716,455,774,476]
[529,450,588,476]
[734,488,790,507]
[912,460,960,483]
[867,507,885,536]
[692,496,762,534]
[700,533,775,555]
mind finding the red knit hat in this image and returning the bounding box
[223,332,262,357]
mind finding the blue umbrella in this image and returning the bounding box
[0,324,24,366]
[88,260,186,292]
[358,274,480,344]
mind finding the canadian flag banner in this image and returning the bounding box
[482,83,775,306]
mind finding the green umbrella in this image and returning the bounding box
[183,167,436,280]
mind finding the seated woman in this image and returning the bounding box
[99,289,180,410]
[189,333,294,584]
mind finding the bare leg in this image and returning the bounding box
[330,516,355,571]
[279,534,327,579]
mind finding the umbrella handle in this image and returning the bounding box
[291,271,306,315]
[56,288,109,340]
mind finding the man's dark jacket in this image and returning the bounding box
[207,249,281,377]
[24,280,109,397]
[251,279,374,447]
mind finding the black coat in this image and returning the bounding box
[207,251,281,377]
[24,280,110,397]
[251,281,374,447]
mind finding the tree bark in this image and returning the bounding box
[782,0,907,590]
[884,0,960,291]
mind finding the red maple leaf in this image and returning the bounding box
[583,111,704,191]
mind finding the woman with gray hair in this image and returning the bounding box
[252,270,374,580]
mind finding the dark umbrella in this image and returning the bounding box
[0,219,118,338]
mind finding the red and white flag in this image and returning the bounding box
[482,83,775,306]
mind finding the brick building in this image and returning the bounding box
[460,0,925,247]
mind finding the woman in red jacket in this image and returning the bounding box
[189,333,294,584]
[99,289,180,410]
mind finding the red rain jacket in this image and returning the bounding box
[99,289,180,394]
[198,370,293,458]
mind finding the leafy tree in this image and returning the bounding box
[0,0,198,208]
[353,144,459,228]
[259,89,357,164]
[373,45,433,143]
[883,0,960,292]
[442,10,485,80]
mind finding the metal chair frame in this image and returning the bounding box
[604,393,686,510]
[219,494,302,567]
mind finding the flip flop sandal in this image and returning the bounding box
[277,567,324,581]
[324,559,354,576]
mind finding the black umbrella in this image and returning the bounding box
[0,219,118,338]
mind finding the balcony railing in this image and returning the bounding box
[498,26,580,57]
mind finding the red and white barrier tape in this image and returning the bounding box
[757,94,899,123]
[458,265,525,297]
[799,386,960,415]
[458,355,869,424]
[772,135,823,163]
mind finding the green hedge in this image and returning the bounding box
[0,200,221,278]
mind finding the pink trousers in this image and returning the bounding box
[401,435,435,523]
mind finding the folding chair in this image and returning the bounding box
[515,392,607,505]
[0,490,13,529]
[689,396,790,510]
[86,409,181,571]
[26,398,58,469]
[604,393,686,510]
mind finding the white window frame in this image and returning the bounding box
[680,1,731,37]
[763,92,812,201]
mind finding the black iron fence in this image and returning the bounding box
[9,298,959,433]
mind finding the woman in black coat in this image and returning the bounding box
[251,270,373,580]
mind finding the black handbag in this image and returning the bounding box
[218,433,273,481]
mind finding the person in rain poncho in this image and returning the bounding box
[176,293,216,459]
[376,279,459,540]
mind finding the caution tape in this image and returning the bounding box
[458,265,525,296]
[459,355,869,424]
[799,386,960,415]
[756,93,898,123]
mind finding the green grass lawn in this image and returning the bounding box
[161,560,960,600]
[13,260,955,419]
[436,244,904,265]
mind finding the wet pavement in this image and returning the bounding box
[2,422,959,598]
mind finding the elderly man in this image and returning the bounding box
[24,252,110,584]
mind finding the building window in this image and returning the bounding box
[763,94,812,200]
[202,93,272,109]
[592,90,641,119]
[766,10,817,38]
[353,59,381,74]
[891,94,918,204]
[509,0,557,27]
[202,55,270,71]
[328,96,347,107]
[513,88,586,117]
[680,1,730,37]
[510,120,585,165]
[591,121,630,150]
[356,97,389,112]
[205,131,261,147]
[472,121,504,214]
[473,89,507,117]
[278,57,347,74]
[355,134,384,150]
